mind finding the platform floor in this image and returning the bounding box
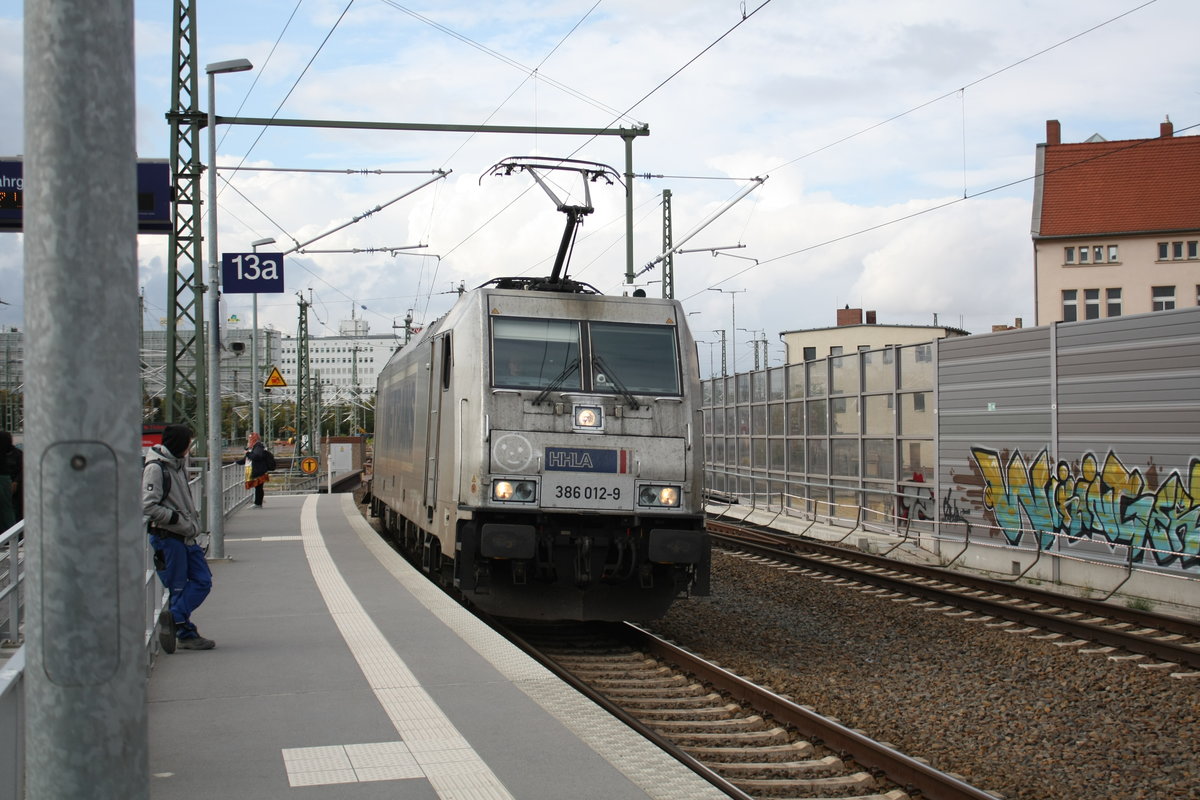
[147,493,727,800]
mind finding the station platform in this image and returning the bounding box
[147,493,728,800]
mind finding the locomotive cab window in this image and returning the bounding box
[492,318,582,389]
[590,322,680,395]
[492,316,681,396]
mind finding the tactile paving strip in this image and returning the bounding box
[290,496,514,797]
[340,495,728,800]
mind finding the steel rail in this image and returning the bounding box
[622,623,1000,800]
[708,522,1200,670]
[491,620,757,800]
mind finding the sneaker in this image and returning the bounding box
[157,607,176,654]
[177,635,216,651]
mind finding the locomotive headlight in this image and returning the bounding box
[573,404,603,430]
[493,479,536,503]
[638,484,682,508]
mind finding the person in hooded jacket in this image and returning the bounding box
[143,423,214,652]
[0,431,21,531]
[239,431,270,508]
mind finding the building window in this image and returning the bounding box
[1084,288,1100,320]
[1107,244,1119,262]
[1159,242,1169,260]
[1078,248,1090,264]
[829,346,843,356]
[1152,286,1176,312]
[1173,242,1185,260]
[1093,246,1104,263]
[1064,246,1075,264]
[1106,288,1122,317]
[803,346,816,362]
[1189,241,1199,260]
[1062,289,1078,322]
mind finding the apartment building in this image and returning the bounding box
[1032,118,1200,324]
[780,307,968,363]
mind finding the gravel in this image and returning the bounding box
[647,551,1200,800]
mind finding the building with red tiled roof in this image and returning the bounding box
[1031,118,1200,324]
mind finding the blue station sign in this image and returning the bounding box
[222,252,286,294]
[0,157,171,234]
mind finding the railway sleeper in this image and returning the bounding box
[616,693,724,709]
[598,681,708,698]
[734,770,876,795]
[564,662,668,676]
[589,675,690,689]
[650,714,768,732]
[712,754,844,776]
[669,726,791,746]
[631,703,742,721]
[682,742,816,761]
[548,654,653,667]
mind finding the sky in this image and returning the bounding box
[1,0,1198,377]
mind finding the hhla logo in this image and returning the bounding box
[547,450,594,469]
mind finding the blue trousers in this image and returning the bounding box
[150,534,212,637]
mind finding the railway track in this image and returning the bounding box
[707,518,1200,676]
[504,621,1001,800]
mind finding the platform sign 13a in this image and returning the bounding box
[222,252,285,294]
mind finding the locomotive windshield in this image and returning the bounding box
[492,317,680,395]
[590,322,680,395]
[493,318,582,389]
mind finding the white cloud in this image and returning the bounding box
[1,0,1197,365]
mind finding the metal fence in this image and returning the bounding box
[1,459,251,800]
[702,309,1200,600]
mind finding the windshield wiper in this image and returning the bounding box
[592,354,640,411]
[532,358,580,406]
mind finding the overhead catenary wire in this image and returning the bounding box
[686,119,1200,302]
[215,0,304,152]
[218,166,446,176]
[376,0,636,128]
[762,0,1160,176]
[215,0,1164,337]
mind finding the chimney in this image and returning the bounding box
[1160,116,1173,138]
[865,310,877,324]
[1015,317,1023,329]
[1046,119,1061,146]
[836,306,863,327]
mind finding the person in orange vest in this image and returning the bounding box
[240,432,274,509]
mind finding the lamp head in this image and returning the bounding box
[206,58,253,75]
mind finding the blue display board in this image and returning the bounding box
[0,157,172,234]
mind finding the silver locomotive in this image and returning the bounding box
[370,275,710,621]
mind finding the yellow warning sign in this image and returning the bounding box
[264,366,287,388]
[300,457,319,475]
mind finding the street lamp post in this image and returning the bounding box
[708,288,745,376]
[250,236,275,438]
[206,57,253,561]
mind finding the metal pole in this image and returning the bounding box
[205,58,252,561]
[205,69,222,559]
[24,1,147,797]
[708,288,745,376]
[624,132,635,284]
[252,294,258,430]
[249,237,275,437]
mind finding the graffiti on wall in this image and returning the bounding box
[970,447,1200,570]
